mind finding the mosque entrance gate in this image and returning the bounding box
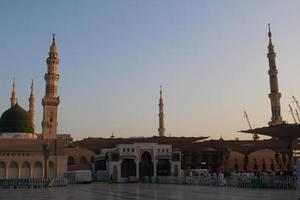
[139,151,154,177]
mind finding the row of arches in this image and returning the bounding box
[233,158,275,171]
[0,161,55,179]
[67,156,88,165]
[228,149,278,171]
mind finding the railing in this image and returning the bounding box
[156,174,298,190]
[64,172,76,184]
[0,178,68,189]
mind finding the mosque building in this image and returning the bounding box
[0,35,72,179]
[0,25,297,182]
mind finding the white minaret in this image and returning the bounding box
[42,34,60,140]
[267,24,285,126]
[158,86,165,137]
[10,78,18,107]
[29,79,35,129]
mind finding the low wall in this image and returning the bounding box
[157,175,298,190]
[0,178,67,189]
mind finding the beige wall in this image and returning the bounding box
[0,153,67,179]
[227,151,244,171]
[65,147,94,171]
[248,149,276,171]
[227,149,277,172]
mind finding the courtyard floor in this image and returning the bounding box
[0,183,298,200]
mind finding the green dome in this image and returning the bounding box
[0,104,34,133]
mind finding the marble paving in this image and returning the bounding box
[0,183,298,200]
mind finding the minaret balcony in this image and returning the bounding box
[42,96,60,106]
[268,93,281,99]
[268,69,278,76]
[44,73,59,81]
[46,58,59,65]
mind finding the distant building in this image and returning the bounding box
[36,133,73,145]
[65,147,94,172]
[94,143,181,182]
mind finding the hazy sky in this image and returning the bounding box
[1,1,300,140]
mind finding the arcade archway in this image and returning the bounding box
[49,161,55,179]
[8,161,19,179]
[33,161,43,178]
[0,161,6,179]
[156,159,171,176]
[21,161,31,178]
[121,159,136,178]
[139,151,154,177]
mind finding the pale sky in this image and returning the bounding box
[1,1,300,140]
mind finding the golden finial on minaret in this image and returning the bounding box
[160,85,162,98]
[30,79,34,95]
[268,23,274,51]
[52,33,56,43]
[268,23,272,38]
[49,33,58,56]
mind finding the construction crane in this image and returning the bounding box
[243,111,259,141]
[288,104,297,124]
[295,109,300,124]
[292,96,300,112]
[292,96,300,123]
[243,111,253,129]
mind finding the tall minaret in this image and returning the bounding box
[158,86,165,137]
[29,79,35,129]
[267,24,284,126]
[10,78,18,107]
[42,34,60,140]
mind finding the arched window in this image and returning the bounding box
[262,159,266,171]
[270,159,275,171]
[21,161,31,178]
[0,161,6,179]
[68,156,75,165]
[8,161,19,179]
[49,161,55,179]
[33,161,43,179]
[234,158,239,171]
[253,158,258,171]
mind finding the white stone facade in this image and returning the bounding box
[94,143,181,182]
[0,132,37,140]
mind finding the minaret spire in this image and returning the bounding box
[268,24,275,54]
[52,33,56,43]
[42,34,60,140]
[158,86,165,137]
[268,24,272,39]
[10,77,18,107]
[29,79,35,129]
[267,24,284,126]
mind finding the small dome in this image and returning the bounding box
[0,104,34,133]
